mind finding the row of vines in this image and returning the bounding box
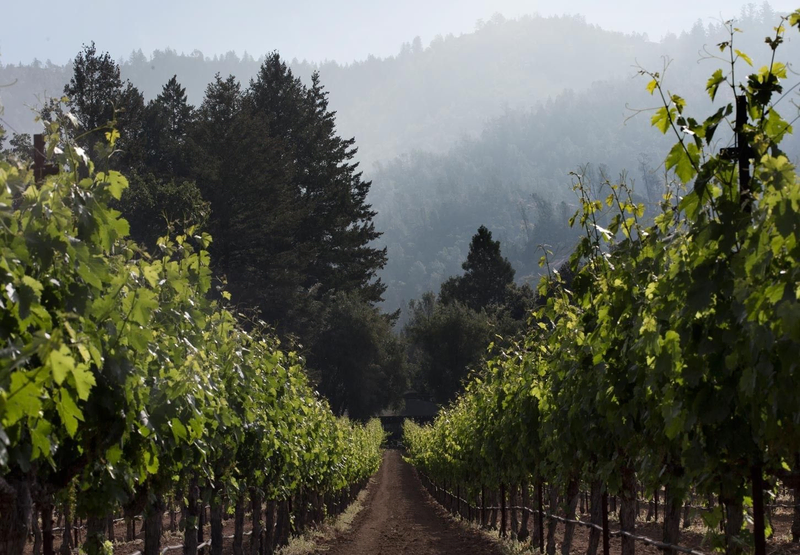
[404,14,800,555]
[0,118,385,555]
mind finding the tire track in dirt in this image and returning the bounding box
[314,449,503,555]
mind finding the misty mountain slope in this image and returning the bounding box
[371,76,673,313]
[371,9,800,314]
[291,13,662,165]
[1,4,793,166]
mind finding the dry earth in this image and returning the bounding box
[312,449,504,555]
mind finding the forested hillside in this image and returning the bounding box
[2,3,798,318]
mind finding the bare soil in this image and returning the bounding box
[311,449,504,555]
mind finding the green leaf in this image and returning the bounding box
[646,80,657,95]
[144,449,159,474]
[706,69,725,101]
[70,363,96,401]
[765,283,785,304]
[665,142,699,183]
[3,372,42,426]
[171,418,188,442]
[142,264,160,288]
[56,389,83,437]
[671,95,686,114]
[31,419,52,460]
[735,49,753,66]
[48,346,75,386]
[101,170,128,200]
[107,445,123,465]
[651,106,676,134]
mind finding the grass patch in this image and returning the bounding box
[276,480,373,555]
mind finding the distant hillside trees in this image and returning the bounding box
[404,226,533,403]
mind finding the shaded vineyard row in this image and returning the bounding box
[404,13,800,555]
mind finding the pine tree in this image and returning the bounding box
[246,53,387,318]
[192,73,301,321]
[64,42,123,135]
[143,75,195,176]
[64,42,146,170]
[440,225,515,310]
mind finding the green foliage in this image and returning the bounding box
[405,227,534,402]
[307,292,407,420]
[404,17,800,552]
[0,119,385,551]
[54,45,396,419]
[404,293,492,404]
[116,172,209,249]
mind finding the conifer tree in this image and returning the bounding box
[244,54,387,321]
[440,225,515,310]
[143,75,195,177]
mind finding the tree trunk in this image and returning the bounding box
[793,481,800,543]
[32,504,42,555]
[489,489,498,529]
[546,483,559,555]
[233,497,245,555]
[144,493,165,555]
[661,482,683,555]
[724,496,744,555]
[538,480,545,554]
[106,514,115,544]
[170,496,177,533]
[510,484,519,539]
[518,481,530,542]
[126,516,135,542]
[500,483,507,537]
[620,466,637,555]
[183,478,200,555]
[198,499,205,555]
[655,487,660,522]
[249,491,262,555]
[274,499,290,549]
[58,502,72,555]
[562,478,580,555]
[481,485,487,528]
[586,480,603,555]
[0,476,32,555]
[682,489,693,529]
[42,499,54,555]
[210,494,223,555]
[82,514,107,555]
[264,500,276,555]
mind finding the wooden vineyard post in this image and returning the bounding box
[736,95,752,213]
[481,485,486,528]
[752,465,766,555]
[500,483,507,537]
[33,134,58,183]
[602,491,610,555]
[655,486,659,522]
[538,480,545,553]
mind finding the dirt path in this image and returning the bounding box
[315,450,503,555]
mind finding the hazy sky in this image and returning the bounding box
[2,0,794,65]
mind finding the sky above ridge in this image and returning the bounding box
[3,0,796,65]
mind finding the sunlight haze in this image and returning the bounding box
[3,0,797,64]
